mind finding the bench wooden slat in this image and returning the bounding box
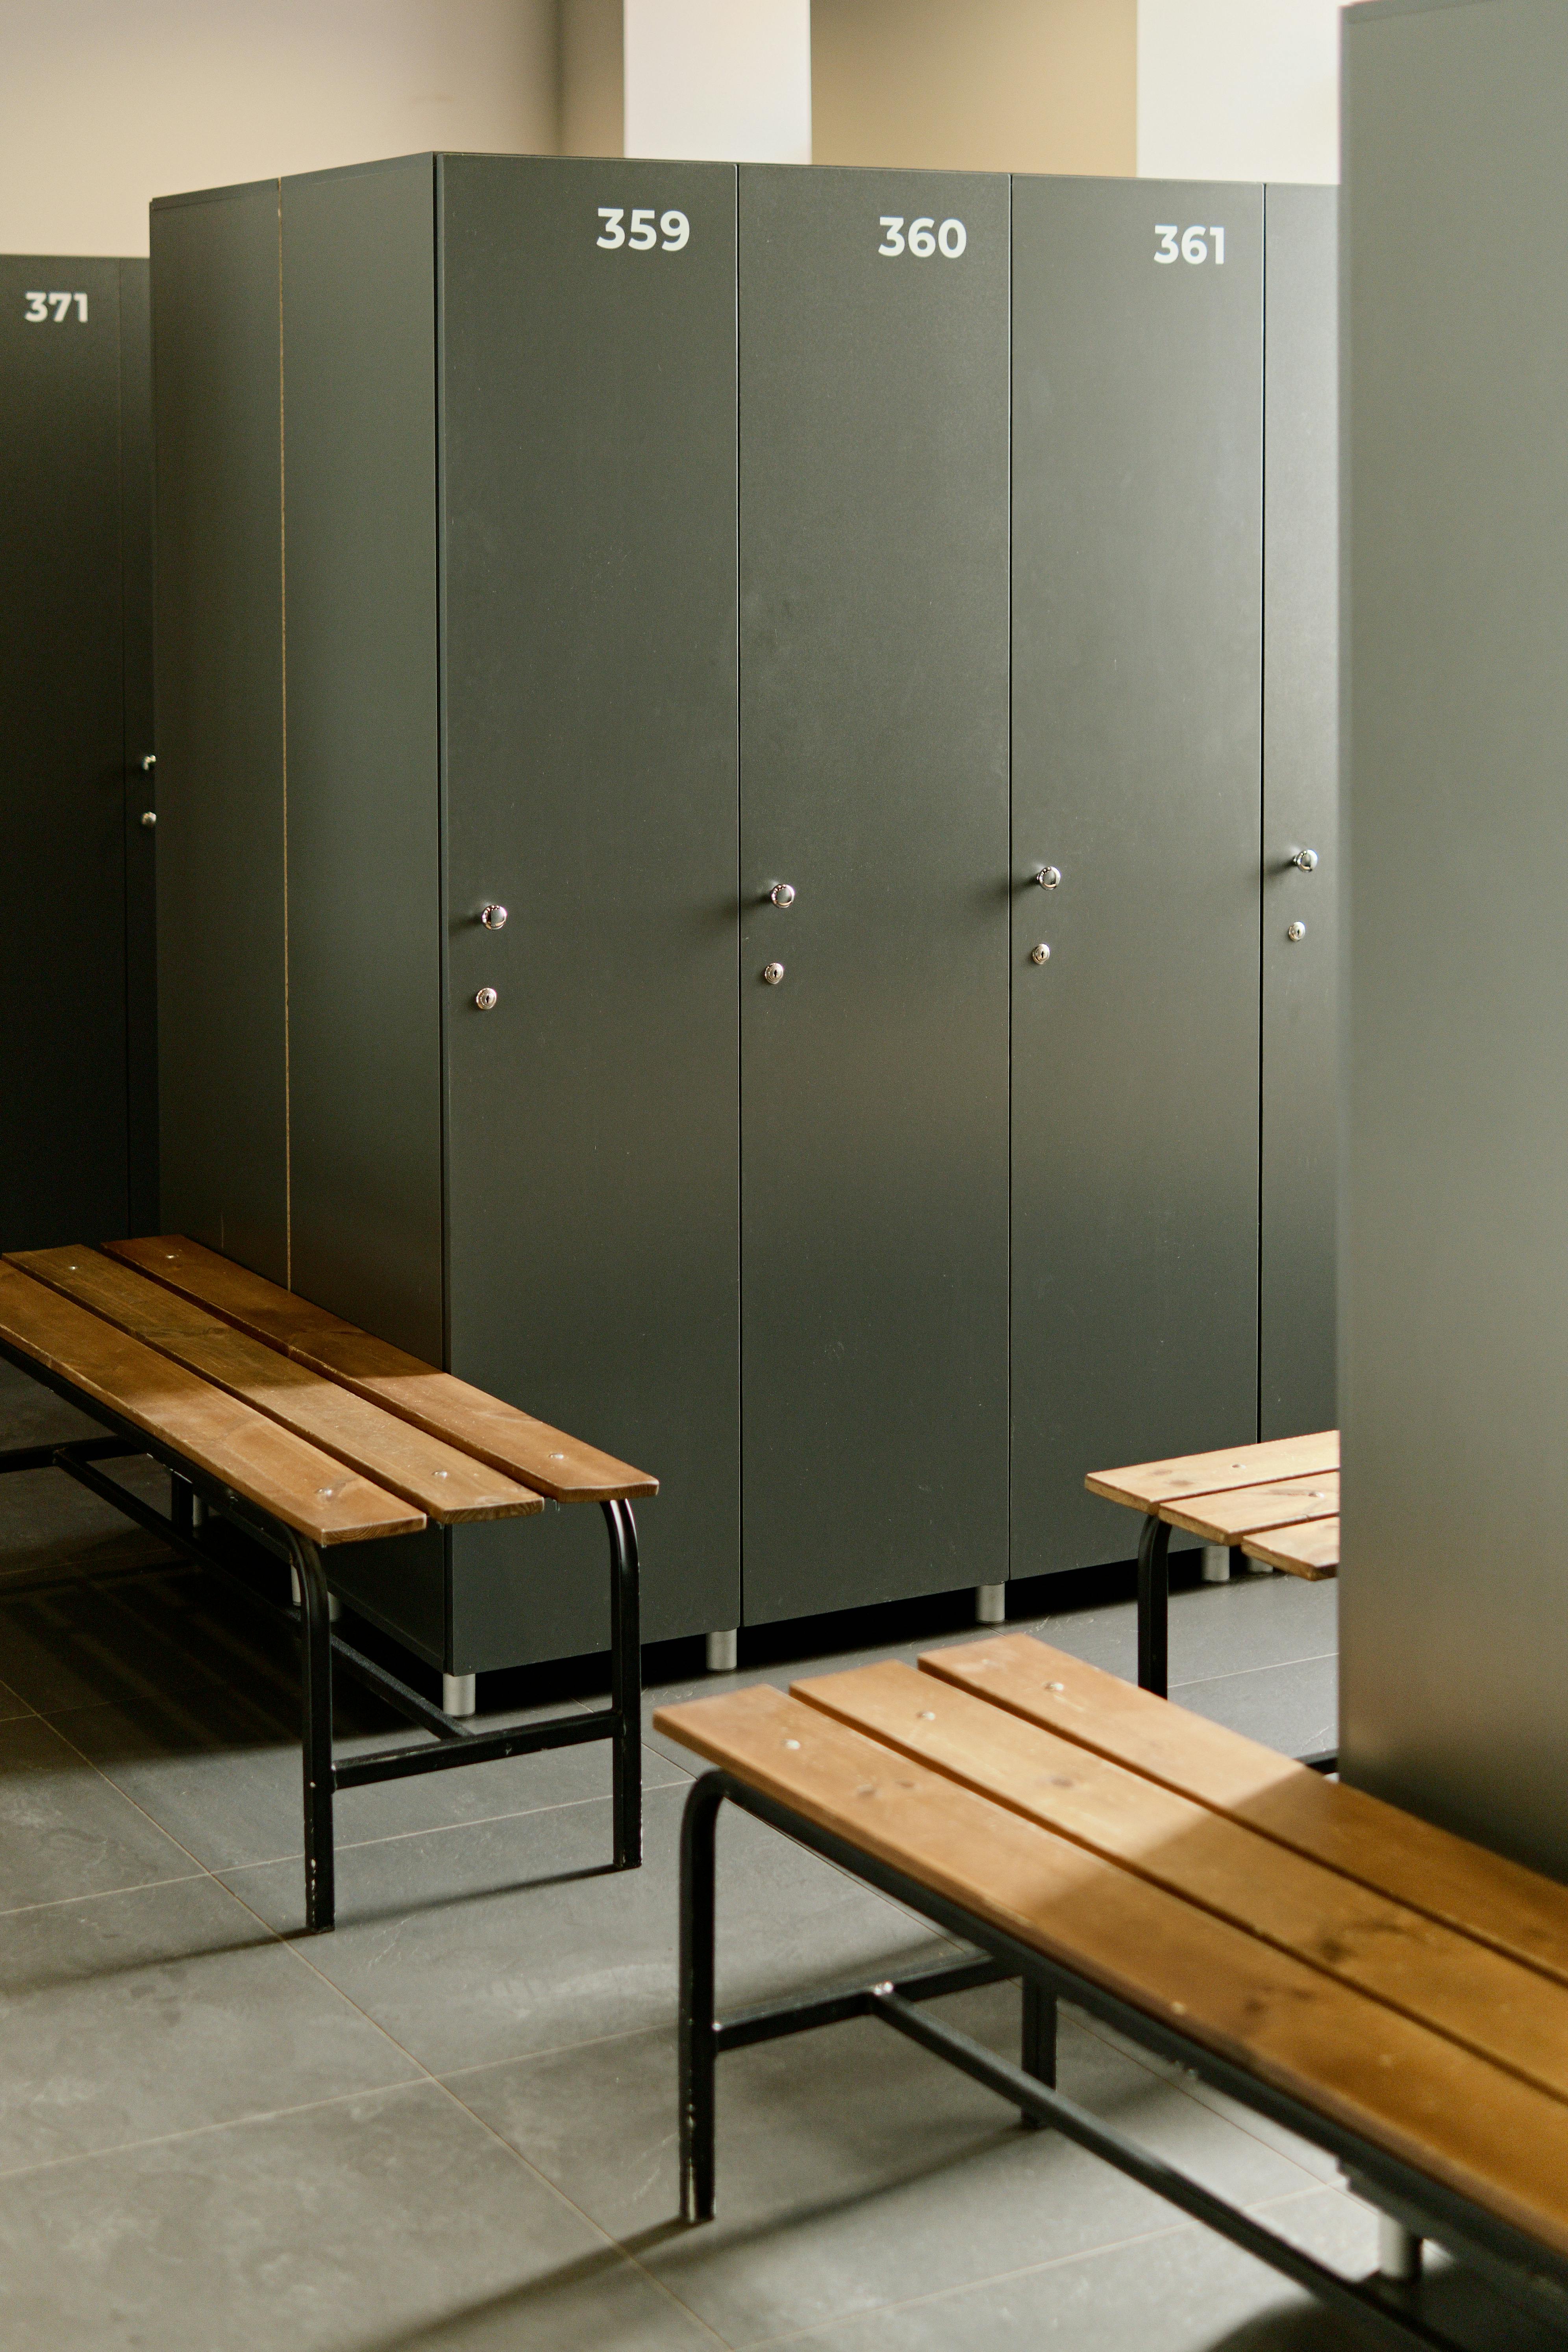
[1086,1431,1339,1514]
[922,1635,1568,1989]
[652,1682,1568,2256]
[106,1235,657,1504]
[1158,1471,1339,1545]
[1241,1516,1338,1577]
[7,1248,544,1527]
[792,1658,1568,2109]
[0,1265,423,1547]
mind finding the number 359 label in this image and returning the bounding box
[597,207,689,252]
[1154,225,1225,265]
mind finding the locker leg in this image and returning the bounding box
[290,1564,341,1619]
[1201,1545,1230,1583]
[442,1673,477,1717]
[1377,2217,1422,2282]
[706,1630,738,1673]
[975,1583,1006,1626]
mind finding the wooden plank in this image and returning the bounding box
[1241,1516,1338,1578]
[0,1264,422,1546]
[922,1634,1568,1990]
[793,1658,1568,2108]
[652,1682,1568,2257]
[8,1248,543,1525]
[1086,1431,1338,1514]
[1158,1472,1338,1545]
[106,1235,657,1504]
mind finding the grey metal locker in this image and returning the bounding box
[153,156,739,1674]
[738,167,1011,1624]
[0,257,154,1251]
[1261,184,1338,1442]
[1010,177,1264,1578]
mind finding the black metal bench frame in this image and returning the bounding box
[678,1768,1568,2352]
[0,1334,641,1932]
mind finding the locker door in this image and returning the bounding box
[1011,179,1264,1577]
[0,259,128,1248]
[119,259,159,1236]
[1261,185,1338,1440]
[739,168,1011,1626]
[441,157,740,1665]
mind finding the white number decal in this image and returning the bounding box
[24,289,88,321]
[1156,225,1226,267]
[598,204,690,253]
[879,215,966,259]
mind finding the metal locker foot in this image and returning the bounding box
[1201,1545,1231,1583]
[443,1672,477,1717]
[705,1629,738,1674]
[1377,2216,1422,2282]
[976,1583,1006,1626]
[289,1564,341,1619]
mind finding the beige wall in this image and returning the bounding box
[811,0,1135,176]
[0,0,559,257]
[559,0,624,157]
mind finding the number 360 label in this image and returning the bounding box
[878,216,966,258]
[597,207,689,251]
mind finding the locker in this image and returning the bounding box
[1010,178,1265,1578]
[0,257,155,1251]
[737,167,1011,1623]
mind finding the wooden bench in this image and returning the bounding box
[1087,1433,1340,1747]
[0,1236,656,1932]
[656,1634,1568,2346]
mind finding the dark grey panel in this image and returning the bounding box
[1011,177,1263,1577]
[441,156,740,1656]
[1340,0,1568,1876]
[739,167,1011,1625]
[151,185,288,1282]
[282,159,443,1360]
[0,257,128,1249]
[1261,185,1337,1442]
[119,258,158,1236]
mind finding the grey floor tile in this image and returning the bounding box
[0,1871,416,2170]
[66,1672,689,1871]
[0,1564,275,1715]
[0,1460,177,1590]
[0,1673,31,1723]
[1174,1655,1338,1760]
[0,1714,196,1908]
[222,1778,952,2076]
[1072,2013,1343,2188]
[451,1985,1324,2349]
[0,2079,715,2352]
[0,1356,109,1451]
[1165,1573,1338,1693]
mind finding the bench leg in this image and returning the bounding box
[679,1774,723,2221]
[1020,1979,1057,2130]
[1136,1514,1171,1697]
[605,1500,642,1872]
[291,1534,336,1934]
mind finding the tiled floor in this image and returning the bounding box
[0,1359,1559,2350]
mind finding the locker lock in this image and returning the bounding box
[1030,943,1051,966]
[475,986,499,1010]
[481,903,508,929]
[1035,865,1061,890]
[769,882,796,908]
[1286,922,1307,944]
[1290,848,1320,872]
[762,962,785,986]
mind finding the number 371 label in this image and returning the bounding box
[24,291,89,322]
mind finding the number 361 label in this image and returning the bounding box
[1154,225,1225,265]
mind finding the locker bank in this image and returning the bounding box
[150,155,1337,1681]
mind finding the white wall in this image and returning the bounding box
[1137,0,1341,183]
[0,0,558,257]
[624,0,809,163]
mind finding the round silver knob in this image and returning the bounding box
[1036,866,1061,890]
[474,986,499,1009]
[762,962,785,986]
[770,883,796,908]
[481,903,508,929]
[1030,942,1051,966]
[1286,922,1307,944]
[1290,848,1320,872]
[140,810,156,829]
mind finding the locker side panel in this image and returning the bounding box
[1261,184,1338,1440]
[1011,178,1264,1576]
[282,158,444,1362]
[119,260,159,1237]
[0,256,128,1249]
[151,186,288,1282]
[739,168,1012,1626]
[441,157,740,1666]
